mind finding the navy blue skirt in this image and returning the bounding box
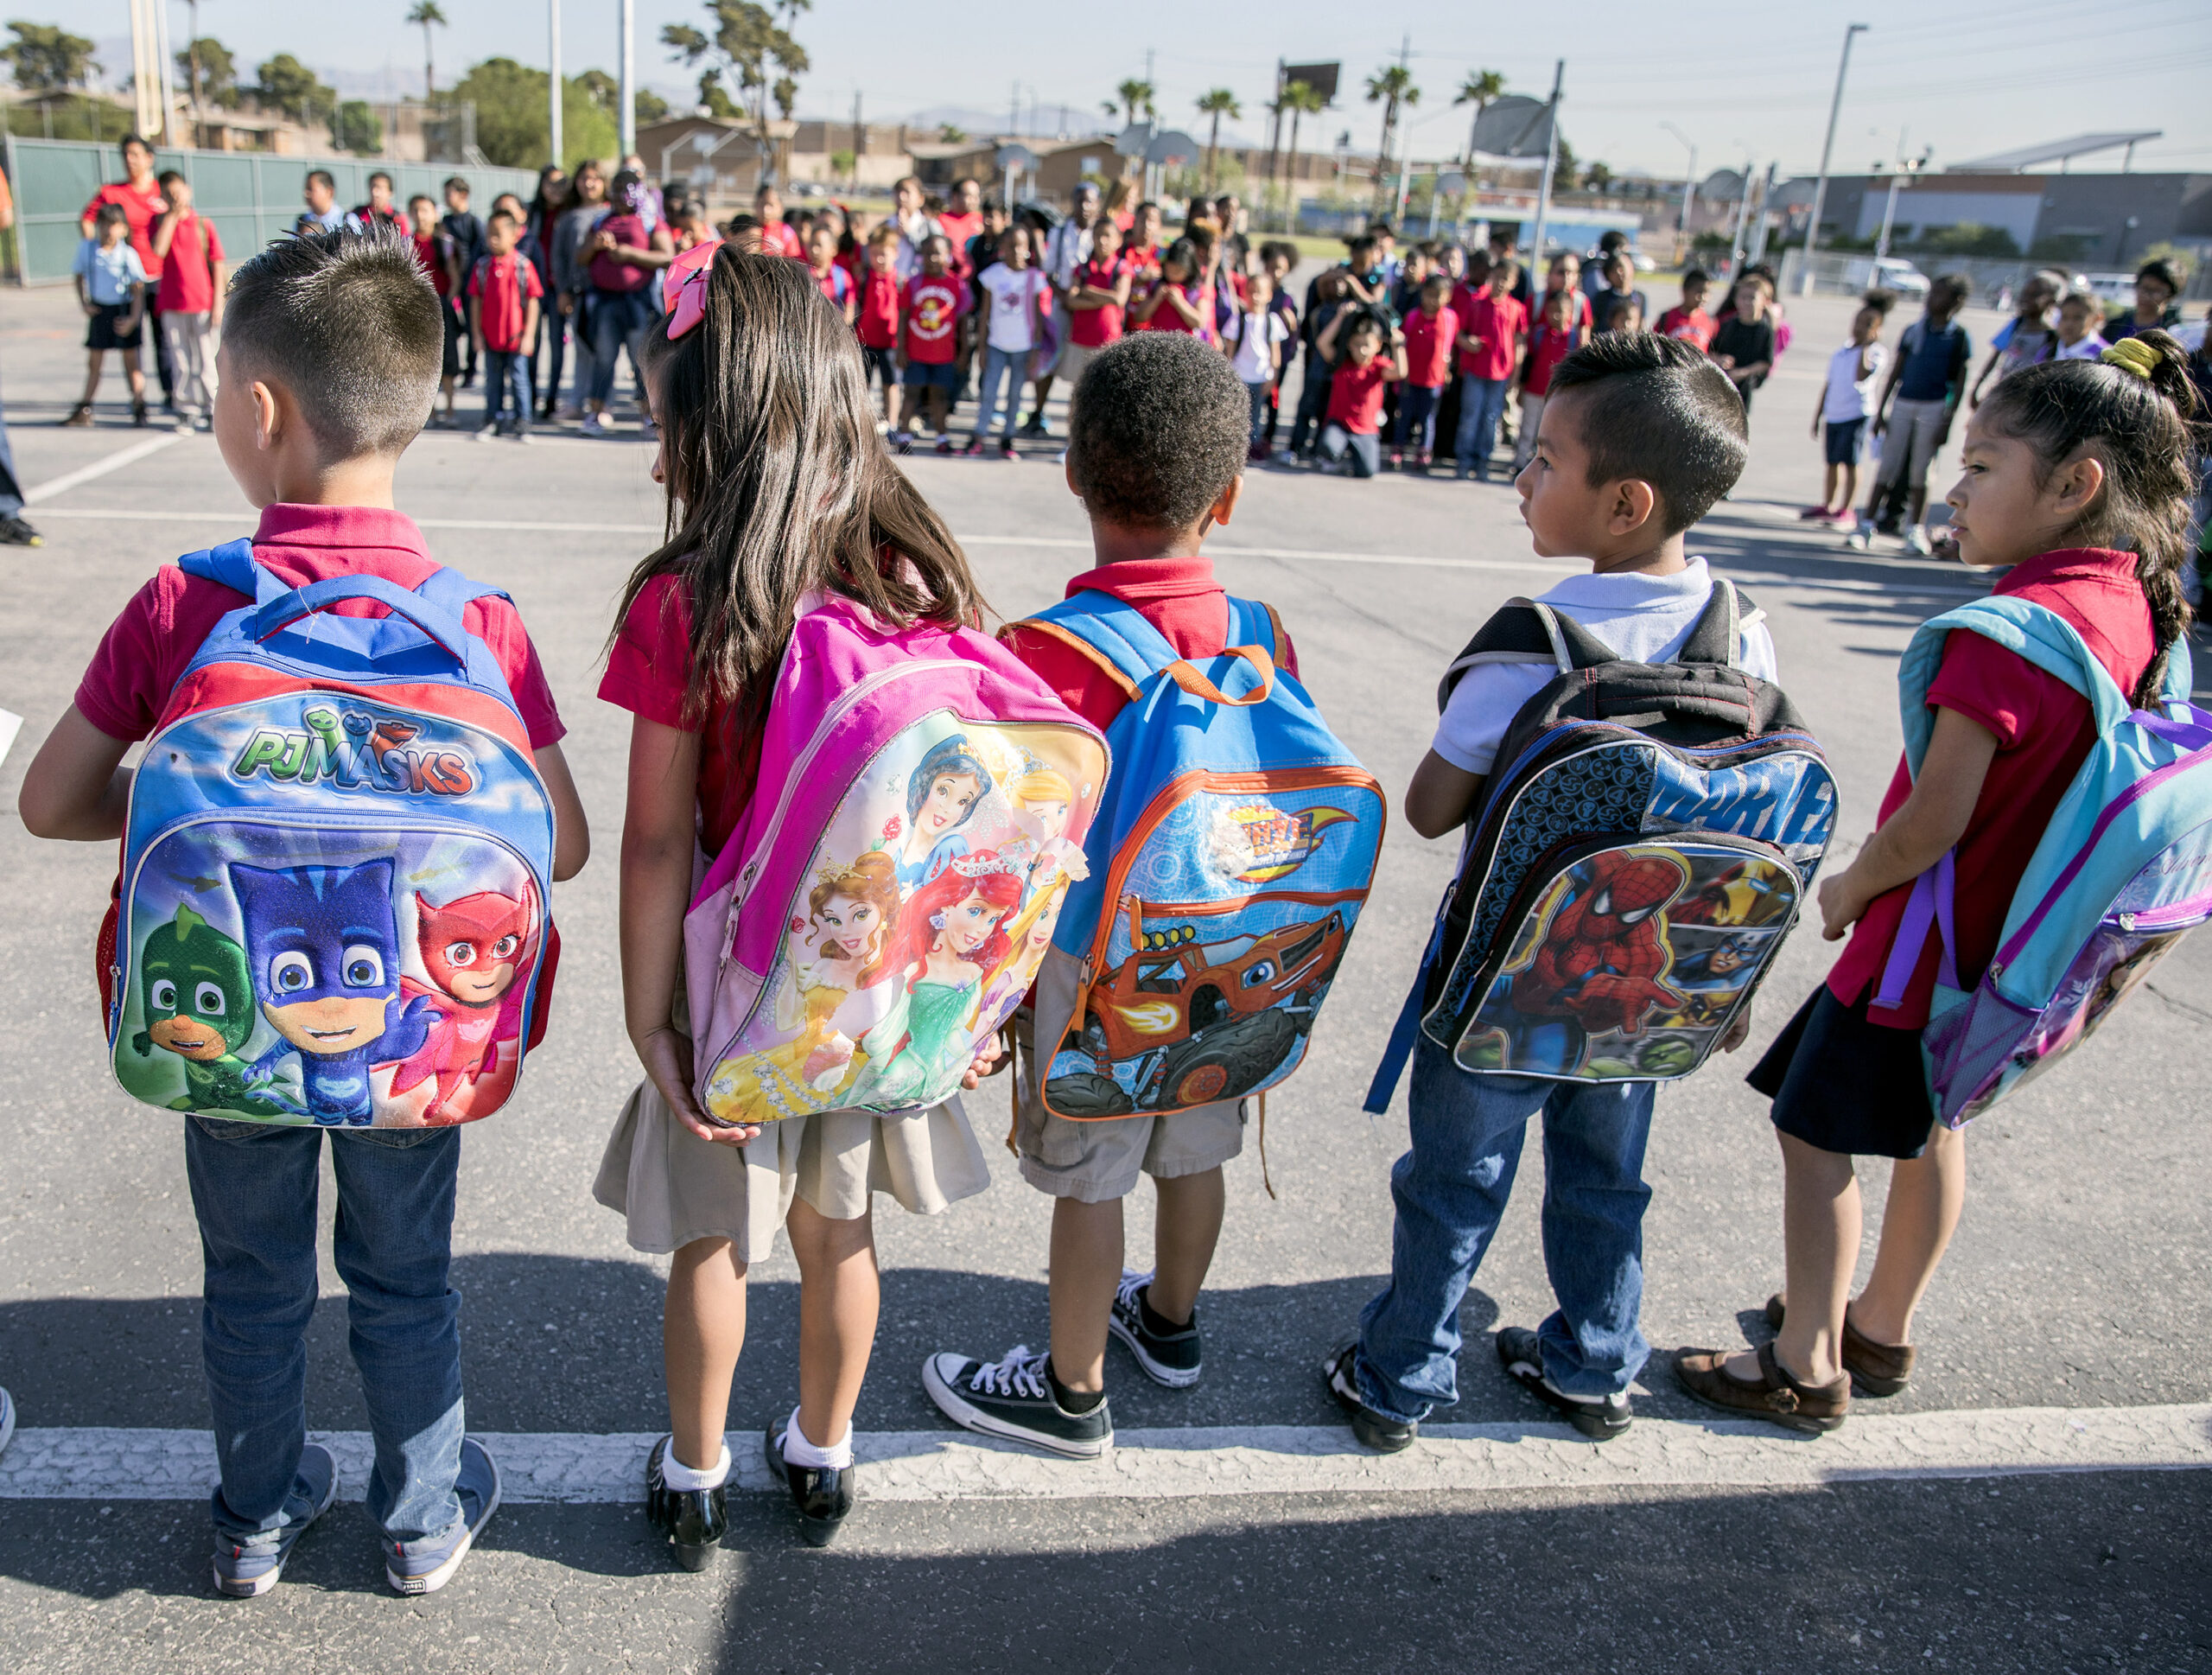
[1748,984,1938,1161]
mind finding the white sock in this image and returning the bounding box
[660,1440,731,1492]
[780,1405,854,1471]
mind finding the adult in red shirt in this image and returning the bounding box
[1452,268,1529,481]
[1393,277,1459,469]
[753,184,804,260]
[149,170,226,430]
[935,178,984,272]
[79,134,174,406]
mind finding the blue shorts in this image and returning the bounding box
[903,360,958,392]
[1824,417,1868,467]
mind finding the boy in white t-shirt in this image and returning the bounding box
[1225,270,1288,459]
[2053,290,2110,361]
[968,226,1047,459]
[1327,333,1770,1453]
[1803,290,1895,525]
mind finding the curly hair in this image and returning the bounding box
[1067,333,1250,531]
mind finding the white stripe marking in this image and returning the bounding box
[22,507,1980,594]
[22,432,184,504]
[2,1406,2203,1504]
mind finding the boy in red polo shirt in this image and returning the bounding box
[149,173,227,430]
[806,220,856,327]
[1656,270,1719,352]
[856,225,904,429]
[16,226,588,1601]
[922,333,1300,1459]
[1453,261,1529,481]
[467,210,544,443]
[891,234,969,449]
[1393,274,1459,473]
[753,184,804,259]
[409,195,463,428]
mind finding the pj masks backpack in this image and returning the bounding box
[103,539,558,1128]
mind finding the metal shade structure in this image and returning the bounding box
[1280,61,1340,104]
[1115,123,1155,158]
[1145,130,1199,166]
[995,143,1043,172]
[1465,95,1559,162]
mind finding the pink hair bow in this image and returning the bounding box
[664,237,721,339]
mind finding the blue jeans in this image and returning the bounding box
[585,287,654,405]
[480,349,532,433]
[0,378,22,515]
[1454,374,1510,477]
[1289,367,1332,455]
[1319,423,1379,478]
[1394,383,1441,452]
[186,1117,468,1553]
[1354,1038,1656,1423]
[974,343,1026,441]
[1245,378,1273,447]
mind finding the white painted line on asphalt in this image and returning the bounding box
[22,433,185,505]
[3,1404,2205,1505]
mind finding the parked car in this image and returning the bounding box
[2082,271,2138,303]
[1868,257,1930,298]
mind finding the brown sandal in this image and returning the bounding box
[1764,1295,1916,1396]
[1675,1340,1850,1434]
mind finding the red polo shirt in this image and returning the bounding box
[467,252,544,353]
[998,556,1300,734]
[1825,548,2156,1027]
[1402,304,1459,388]
[74,505,567,749]
[156,212,226,313]
[83,176,167,273]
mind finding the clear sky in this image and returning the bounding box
[52,0,2212,179]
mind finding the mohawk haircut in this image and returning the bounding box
[221,225,442,459]
[1547,332,1750,533]
[1068,334,1249,532]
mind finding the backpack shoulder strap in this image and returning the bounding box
[1435,599,1618,713]
[413,565,512,620]
[178,538,283,605]
[1896,595,2131,774]
[1023,589,1181,697]
[1677,579,1758,667]
[1227,596,1288,664]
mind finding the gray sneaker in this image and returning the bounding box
[385,1436,501,1596]
[212,1442,339,1598]
[0,1385,14,1457]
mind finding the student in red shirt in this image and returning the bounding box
[1656,269,1718,352]
[1453,260,1529,481]
[1678,342,2198,1434]
[1129,240,1213,344]
[409,194,463,427]
[1393,274,1459,472]
[347,171,406,234]
[78,134,174,408]
[17,227,588,1601]
[149,170,226,430]
[1313,306,1407,478]
[891,233,969,448]
[1511,286,1586,472]
[936,178,984,271]
[1124,201,1166,283]
[805,220,856,328]
[855,224,905,429]
[1058,216,1133,432]
[753,184,804,259]
[467,210,545,443]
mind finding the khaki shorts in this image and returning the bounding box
[1008,956,1246,1202]
[1055,338,1106,385]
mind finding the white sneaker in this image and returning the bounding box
[579,414,608,438]
[512,431,535,445]
[471,428,495,443]
[1846,528,1871,552]
[1905,525,1933,556]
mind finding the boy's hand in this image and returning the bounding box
[1811,414,1822,440]
[1816,865,1872,940]
[637,1024,761,1146]
[1719,1003,1755,1054]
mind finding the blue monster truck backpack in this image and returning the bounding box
[1014,591,1385,1120]
[1366,580,1837,1108]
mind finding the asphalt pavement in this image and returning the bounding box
[0,276,2205,1672]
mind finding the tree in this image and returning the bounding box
[829,146,855,186]
[254,53,335,127]
[1105,78,1154,126]
[407,1,448,99]
[1453,67,1504,168]
[663,1,809,178]
[1363,64,1419,205]
[1195,87,1240,192]
[2,21,98,131]
[176,36,238,109]
[635,86,671,124]
[1583,160,1614,195]
[448,57,618,169]
[334,99,382,154]
[937,122,966,143]
[1552,137,1579,192]
[696,71,740,118]
[1275,78,1327,230]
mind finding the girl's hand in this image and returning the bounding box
[638,1025,761,1145]
[960,1035,1007,1090]
[1817,867,1872,940]
[1714,353,1735,370]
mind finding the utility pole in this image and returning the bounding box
[618,0,635,159]
[1661,121,1697,264]
[1746,160,1778,265]
[549,0,563,169]
[852,89,863,187]
[1726,157,1753,277]
[1527,60,1565,276]
[153,0,177,144]
[1265,60,1285,232]
[1799,22,1867,291]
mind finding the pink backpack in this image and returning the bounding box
[684,592,1109,1125]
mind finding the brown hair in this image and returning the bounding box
[808,851,901,983]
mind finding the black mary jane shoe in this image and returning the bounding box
[645,1436,728,1572]
[765,1422,855,1548]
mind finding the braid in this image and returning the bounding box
[2134,551,2194,709]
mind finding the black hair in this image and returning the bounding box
[1068,333,1249,532]
[621,248,984,721]
[1860,289,1897,317]
[1598,229,1629,252]
[1344,234,1377,260]
[367,170,394,189]
[93,201,130,233]
[720,212,764,252]
[1975,336,2200,705]
[443,175,469,195]
[223,226,442,458]
[121,132,151,156]
[306,169,335,191]
[1160,237,1198,280]
[1929,271,1972,309]
[2135,258,2179,293]
[1546,332,1750,533]
[156,169,186,189]
[1681,266,1708,288]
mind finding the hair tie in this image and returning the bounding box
[2099,338,2161,382]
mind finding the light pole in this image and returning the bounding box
[548,0,563,169]
[618,0,635,160]
[1660,121,1697,264]
[1874,141,1928,261]
[1527,60,1564,271]
[1800,22,1867,291]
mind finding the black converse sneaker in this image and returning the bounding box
[922,1346,1113,1460]
[1495,1326,1633,1441]
[1107,1270,1203,1388]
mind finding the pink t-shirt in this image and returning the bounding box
[74,505,566,749]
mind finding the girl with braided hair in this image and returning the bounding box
[1681,331,2200,1434]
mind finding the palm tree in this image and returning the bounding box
[1196,87,1240,191]
[1105,77,1154,128]
[405,0,446,101]
[1364,64,1419,206]
[1453,68,1505,168]
[1276,78,1327,231]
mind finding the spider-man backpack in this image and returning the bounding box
[1367,582,1836,1105]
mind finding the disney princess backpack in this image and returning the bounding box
[106,540,559,1127]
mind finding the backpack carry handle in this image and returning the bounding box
[1162,645,1275,707]
[250,575,474,666]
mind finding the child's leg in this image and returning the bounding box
[327,1127,468,1545]
[1850,1121,1965,1346]
[1453,373,1482,470]
[1530,1080,1656,1397]
[785,1196,880,1449]
[1027,371,1054,427]
[1318,421,1350,468]
[926,385,949,434]
[1840,461,1861,511]
[1048,1194,1123,1392]
[82,349,105,404]
[126,356,147,403]
[1513,393,1546,470]
[665,1235,748,1470]
[1146,1164,1224,1325]
[1347,432,1380,478]
[1753,1130,1862,1385]
[1821,461,1842,509]
[184,1118,328,1541]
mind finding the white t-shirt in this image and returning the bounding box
[1432,559,1782,777]
[2056,334,2108,361]
[1821,341,1887,424]
[1229,309,1287,383]
[980,264,1044,353]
